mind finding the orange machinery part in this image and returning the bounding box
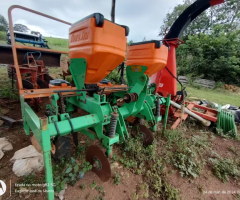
[69,16,127,84]
[126,42,168,77]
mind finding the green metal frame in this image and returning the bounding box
[20,59,170,200]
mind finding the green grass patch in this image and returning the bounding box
[45,36,69,52]
[0,31,69,51]
[179,84,240,106]
[0,31,6,42]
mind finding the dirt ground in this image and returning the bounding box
[0,99,240,200]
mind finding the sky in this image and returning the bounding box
[0,0,183,42]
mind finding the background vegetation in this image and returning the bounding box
[159,0,240,86]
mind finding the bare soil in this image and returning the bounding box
[0,100,239,200]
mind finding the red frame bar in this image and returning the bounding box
[8,5,71,93]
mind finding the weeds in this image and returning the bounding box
[54,157,92,192]
[21,174,44,186]
[209,158,240,183]
[119,136,180,199]
[0,82,19,100]
[96,186,105,195]
[216,128,238,139]
[228,146,239,155]
[90,181,97,189]
[80,183,85,190]
[113,172,121,185]
[112,154,118,162]
[52,143,92,193]
[137,183,149,198]
[162,129,205,178]
[133,191,139,200]
[146,158,179,199]
[120,136,157,167]
[173,151,201,178]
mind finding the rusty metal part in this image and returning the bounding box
[58,93,66,113]
[86,145,111,182]
[123,92,139,103]
[37,78,48,88]
[44,74,54,85]
[131,92,139,102]
[0,45,62,66]
[31,135,42,153]
[135,125,154,146]
[22,79,34,89]
[8,5,71,90]
[123,93,132,103]
[19,87,76,99]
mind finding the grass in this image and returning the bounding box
[0,31,69,51]
[0,31,6,44]
[45,36,69,52]
[179,84,240,106]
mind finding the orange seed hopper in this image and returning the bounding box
[69,13,129,84]
[126,40,168,77]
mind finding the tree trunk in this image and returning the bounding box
[111,0,116,23]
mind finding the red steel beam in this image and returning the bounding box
[210,0,224,6]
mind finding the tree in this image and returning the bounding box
[177,28,240,85]
[159,0,240,86]
[0,15,8,31]
[128,40,133,46]
[13,24,30,32]
[159,0,240,39]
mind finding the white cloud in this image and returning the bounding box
[0,0,183,41]
[14,19,65,38]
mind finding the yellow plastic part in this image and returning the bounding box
[126,43,168,77]
[69,18,127,84]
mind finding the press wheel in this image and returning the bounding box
[134,125,154,146]
[86,145,111,182]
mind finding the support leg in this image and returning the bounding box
[41,119,54,200]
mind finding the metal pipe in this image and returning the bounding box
[53,89,97,93]
[170,100,211,127]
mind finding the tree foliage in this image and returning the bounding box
[13,24,30,32]
[159,0,240,39]
[177,27,240,85]
[159,0,240,86]
[0,14,8,31]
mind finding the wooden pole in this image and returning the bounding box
[111,0,116,23]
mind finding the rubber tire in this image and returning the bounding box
[51,136,72,160]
